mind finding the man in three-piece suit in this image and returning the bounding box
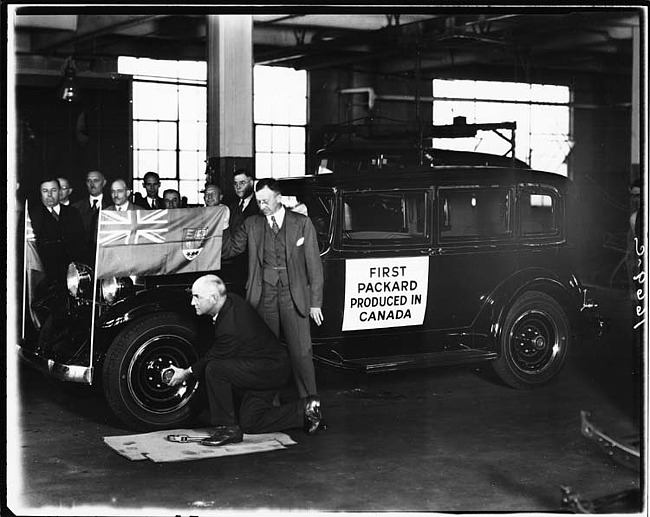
[222,178,324,413]
[72,170,111,258]
[105,179,143,211]
[167,275,323,447]
[29,177,89,284]
[134,171,164,210]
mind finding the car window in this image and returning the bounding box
[281,192,333,253]
[519,189,559,236]
[439,187,512,241]
[341,190,428,246]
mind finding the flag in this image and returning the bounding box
[96,207,227,279]
[24,202,46,330]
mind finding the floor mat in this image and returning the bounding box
[103,427,297,462]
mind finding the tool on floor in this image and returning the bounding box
[166,434,211,443]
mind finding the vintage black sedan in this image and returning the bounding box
[18,164,601,431]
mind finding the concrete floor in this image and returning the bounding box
[7,286,643,515]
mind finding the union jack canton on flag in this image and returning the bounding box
[96,206,227,280]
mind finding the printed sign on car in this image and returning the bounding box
[342,257,429,331]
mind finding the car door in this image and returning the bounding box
[324,186,434,359]
[428,184,518,352]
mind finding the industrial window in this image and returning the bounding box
[341,191,428,246]
[118,58,308,204]
[118,57,207,205]
[253,66,307,179]
[432,80,571,176]
[439,187,512,241]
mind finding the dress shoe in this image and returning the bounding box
[200,425,243,446]
[303,395,323,435]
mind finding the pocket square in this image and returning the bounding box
[296,237,305,246]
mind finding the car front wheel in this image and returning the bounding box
[492,290,570,389]
[102,312,202,431]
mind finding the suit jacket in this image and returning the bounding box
[135,195,164,210]
[105,202,143,211]
[228,195,259,234]
[223,209,324,316]
[28,203,89,281]
[191,293,289,379]
[72,195,111,240]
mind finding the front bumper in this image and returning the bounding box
[17,345,93,384]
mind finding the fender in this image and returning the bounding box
[98,286,195,330]
[472,266,582,353]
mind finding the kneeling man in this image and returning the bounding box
[167,274,324,446]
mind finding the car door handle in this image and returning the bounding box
[421,248,444,256]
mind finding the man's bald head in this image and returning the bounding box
[190,275,227,316]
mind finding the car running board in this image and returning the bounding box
[340,349,498,374]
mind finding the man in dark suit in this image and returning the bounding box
[29,177,88,284]
[135,171,164,209]
[167,275,323,446]
[222,178,324,409]
[228,169,259,232]
[72,170,110,255]
[105,179,143,211]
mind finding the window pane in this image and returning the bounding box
[179,151,202,180]
[289,154,305,177]
[440,188,511,240]
[158,150,176,177]
[133,82,178,120]
[158,122,177,150]
[256,125,273,152]
[520,191,557,235]
[255,153,273,179]
[289,127,305,153]
[177,61,207,82]
[272,153,290,177]
[254,93,273,124]
[272,126,290,153]
[342,191,427,245]
[179,121,205,150]
[180,180,201,206]
[136,150,158,177]
[134,121,158,150]
[179,85,207,121]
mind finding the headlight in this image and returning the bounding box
[67,262,93,299]
[101,277,134,304]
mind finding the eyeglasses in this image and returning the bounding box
[233,180,250,187]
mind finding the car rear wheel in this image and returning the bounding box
[492,290,570,389]
[102,312,202,431]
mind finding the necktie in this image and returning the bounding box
[50,208,59,221]
[152,199,157,209]
[271,215,280,235]
[236,200,243,215]
[92,199,99,211]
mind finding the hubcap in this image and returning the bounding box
[126,334,199,414]
[509,309,561,374]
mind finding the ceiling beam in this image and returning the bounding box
[31,14,167,54]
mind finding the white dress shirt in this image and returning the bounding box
[266,206,286,229]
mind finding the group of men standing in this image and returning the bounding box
[28,167,326,447]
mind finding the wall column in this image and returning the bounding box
[206,15,253,201]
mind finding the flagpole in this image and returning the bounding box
[21,200,28,341]
[89,206,102,386]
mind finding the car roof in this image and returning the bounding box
[278,167,571,192]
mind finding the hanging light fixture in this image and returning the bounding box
[60,57,79,102]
